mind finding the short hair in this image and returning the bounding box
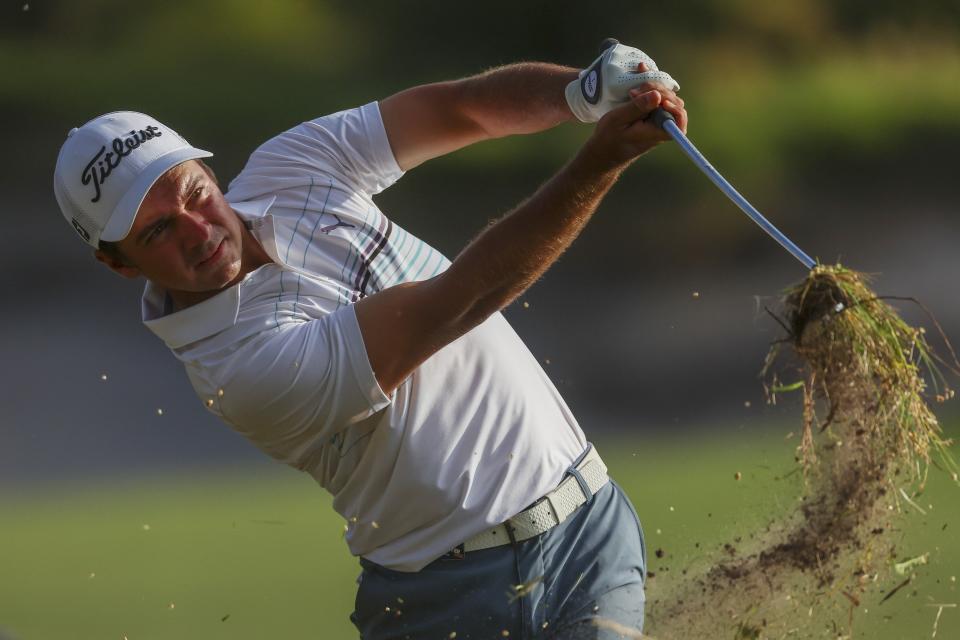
[98,239,129,265]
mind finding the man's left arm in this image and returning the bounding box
[379,63,578,171]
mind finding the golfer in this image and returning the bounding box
[54,42,686,638]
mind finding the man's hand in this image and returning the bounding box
[565,42,680,123]
[581,66,688,169]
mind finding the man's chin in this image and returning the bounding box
[198,272,240,293]
[169,269,238,295]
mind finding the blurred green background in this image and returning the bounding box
[6,0,960,207]
[3,1,960,638]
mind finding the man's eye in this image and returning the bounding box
[146,220,169,243]
[191,186,204,200]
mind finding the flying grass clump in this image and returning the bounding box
[646,265,958,640]
[769,264,957,488]
[746,264,959,601]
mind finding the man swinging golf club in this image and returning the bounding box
[54,41,686,638]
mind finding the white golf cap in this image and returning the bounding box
[53,111,212,248]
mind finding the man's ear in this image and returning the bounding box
[94,250,142,279]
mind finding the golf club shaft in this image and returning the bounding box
[656,113,816,270]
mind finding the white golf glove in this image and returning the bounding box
[565,42,680,123]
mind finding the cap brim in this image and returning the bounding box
[100,146,214,243]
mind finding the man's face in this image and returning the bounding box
[103,160,246,294]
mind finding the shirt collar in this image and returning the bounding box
[229,195,276,222]
[140,195,276,349]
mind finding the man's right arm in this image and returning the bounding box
[355,85,687,395]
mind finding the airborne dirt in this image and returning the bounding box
[641,266,957,639]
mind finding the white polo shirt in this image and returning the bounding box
[142,102,587,571]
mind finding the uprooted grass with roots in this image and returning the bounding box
[641,264,958,640]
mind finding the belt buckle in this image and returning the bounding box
[503,520,519,545]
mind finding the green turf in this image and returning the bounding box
[2,427,957,639]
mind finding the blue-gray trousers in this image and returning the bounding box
[351,480,647,639]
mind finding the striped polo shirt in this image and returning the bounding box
[141,102,587,571]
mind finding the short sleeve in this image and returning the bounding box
[226,102,405,199]
[217,304,390,465]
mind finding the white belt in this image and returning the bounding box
[461,447,609,553]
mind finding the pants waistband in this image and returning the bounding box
[452,444,609,556]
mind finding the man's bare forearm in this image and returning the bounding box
[457,63,579,138]
[379,63,579,170]
[439,144,625,328]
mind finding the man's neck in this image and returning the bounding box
[168,223,274,311]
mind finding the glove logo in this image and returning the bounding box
[584,70,598,99]
[581,61,602,106]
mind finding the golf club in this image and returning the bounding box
[600,38,817,270]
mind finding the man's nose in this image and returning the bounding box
[178,209,212,245]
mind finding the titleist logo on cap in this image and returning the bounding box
[81,125,163,203]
